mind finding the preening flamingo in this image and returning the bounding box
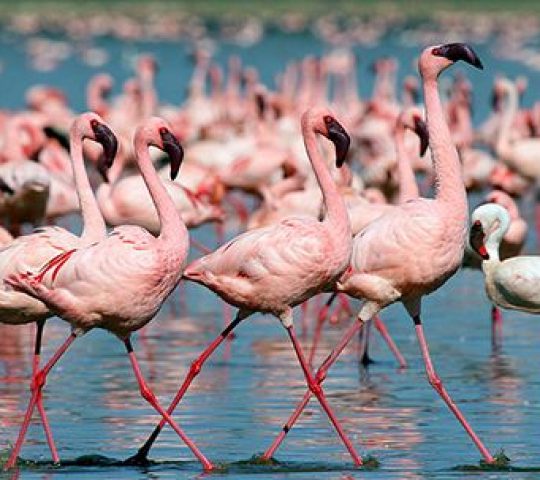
[2,112,118,469]
[127,107,364,466]
[5,117,213,470]
[262,43,495,464]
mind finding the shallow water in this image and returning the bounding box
[1,27,540,480]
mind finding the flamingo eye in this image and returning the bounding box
[323,115,333,125]
[159,127,168,135]
[473,220,481,227]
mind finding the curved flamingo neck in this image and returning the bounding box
[423,77,467,210]
[496,85,518,158]
[4,118,32,161]
[394,125,419,203]
[302,122,350,238]
[69,128,107,242]
[87,82,109,117]
[134,134,187,246]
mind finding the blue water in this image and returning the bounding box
[1,26,540,480]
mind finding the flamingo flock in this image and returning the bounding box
[2,38,540,472]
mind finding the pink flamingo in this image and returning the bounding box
[311,106,429,367]
[127,107,364,466]
[5,117,213,471]
[263,43,495,464]
[2,112,118,469]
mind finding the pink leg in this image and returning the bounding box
[373,316,407,368]
[300,300,309,340]
[125,310,249,464]
[413,315,494,463]
[329,294,353,324]
[215,221,225,248]
[31,322,59,464]
[264,319,364,460]
[285,325,362,465]
[491,306,503,350]
[222,302,233,360]
[227,193,249,225]
[191,238,212,255]
[124,338,213,471]
[309,293,337,366]
[5,332,76,470]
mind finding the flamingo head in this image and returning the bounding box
[303,107,351,168]
[140,117,184,181]
[398,107,429,157]
[419,43,483,79]
[96,73,114,96]
[72,112,118,183]
[470,203,511,261]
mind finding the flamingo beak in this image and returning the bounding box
[324,116,350,168]
[43,126,70,152]
[469,221,490,260]
[160,129,184,181]
[0,178,14,195]
[432,43,484,70]
[92,122,118,183]
[413,117,429,157]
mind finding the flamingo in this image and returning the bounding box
[127,107,364,466]
[311,106,429,367]
[262,43,495,464]
[2,112,118,469]
[463,190,528,348]
[469,201,533,333]
[5,117,213,470]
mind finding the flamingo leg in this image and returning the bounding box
[124,338,213,471]
[412,315,494,463]
[5,332,76,470]
[125,310,249,465]
[309,292,337,366]
[285,325,362,466]
[359,319,373,366]
[32,321,60,464]
[300,300,309,339]
[373,316,407,368]
[490,305,503,350]
[263,318,365,460]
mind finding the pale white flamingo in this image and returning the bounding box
[470,202,540,315]
[468,192,527,346]
[5,117,213,471]
[263,43,495,465]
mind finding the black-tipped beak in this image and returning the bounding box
[469,221,489,260]
[0,178,14,195]
[324,116,350,168]
[490,89,499,111]
[413,117,429,157]
[91,122,118,182]
[43,126,70,152]
[160,129,184,180]
[432,43,483,70]
[255,93,266,119]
